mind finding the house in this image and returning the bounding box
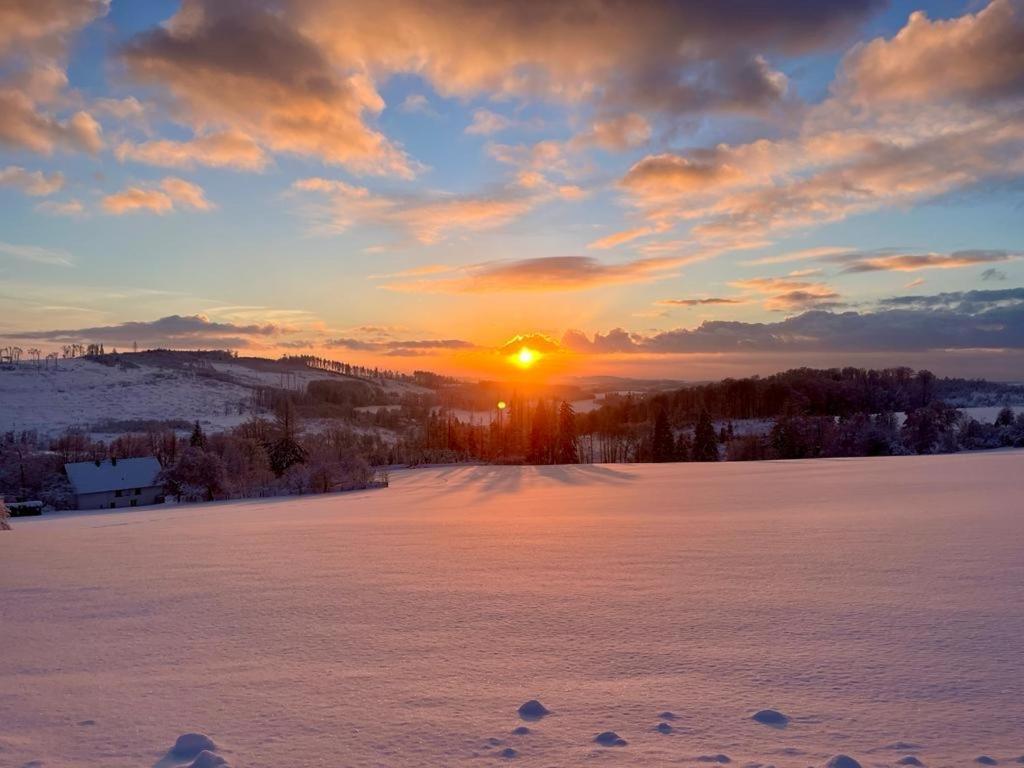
[64,457,164,510]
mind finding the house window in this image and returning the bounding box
[109,501,116,509]
[130,499,138,507]
[115,489,122,498]
[135,488,142,495]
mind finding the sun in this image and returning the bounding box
[511,346,541,369]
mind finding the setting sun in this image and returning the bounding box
[512,346,541,369]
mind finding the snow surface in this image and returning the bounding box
[2,453,1023,767]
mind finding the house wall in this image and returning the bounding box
[75,486,164,510]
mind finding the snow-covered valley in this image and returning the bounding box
[2,453,1022,767]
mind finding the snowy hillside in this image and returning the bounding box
[2,453,1023,767]
[0,354,427,437]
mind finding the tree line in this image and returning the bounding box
[2,366,1024,509]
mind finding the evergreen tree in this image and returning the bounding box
[189,420,206,449]
[675,432,693,461]
[651,407,674,462]
[266,398,307,476]
[266,436,307,477]
[691,410,719,462]
[556,401,578,464]
[995,406,1015,427]
[527,399,553,464]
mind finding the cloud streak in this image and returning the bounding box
[7,314,280,349]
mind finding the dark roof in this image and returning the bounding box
[65,457,162,495]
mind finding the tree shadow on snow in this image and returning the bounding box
[464,464,637,495]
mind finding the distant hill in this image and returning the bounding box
[0,350,430,438]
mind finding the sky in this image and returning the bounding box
[1,0,1023,381]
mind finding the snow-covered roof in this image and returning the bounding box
[65,457,162,495]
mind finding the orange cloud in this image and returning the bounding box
[574,114,651,151]
[121,5,415,177]
[587,227,657,250]
[0,3,107,157]
[839,0,1024,105]
[381,252,705,293]
[731,276,843,312]
[291,173,577,244]
[115,130,269,171]
[0,165,63,196]
[0,0,108,57]
[102,177,212,215]
[0,88,103,154]
[835,249,1019,273]
[613,2,1024,250]
[465,109,514,135]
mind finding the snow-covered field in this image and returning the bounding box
[2,453,1023,767]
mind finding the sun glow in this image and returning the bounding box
[512,346,541,369]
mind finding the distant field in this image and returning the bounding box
[2,452,1022,767]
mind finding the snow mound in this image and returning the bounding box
[656,722,673,734]
[188,750,227,768]
[594,731,627,747]
[511,726,530,735]
[897,757,924,766]
[752,709,789,727]
[171,733,217,758]
[976,758,998,765]
[517,700,549,720]
[499,747,517,759]
[658,711,677,720]
[826,756,862,768]
[696,754,731,763]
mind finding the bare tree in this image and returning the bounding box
[0,497,11,531]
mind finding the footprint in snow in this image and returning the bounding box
[171,733,217,759]
[517,700,550,721]
[594,731,627,747]
[751,709,789,728]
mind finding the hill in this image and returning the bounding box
[0,351,430,438]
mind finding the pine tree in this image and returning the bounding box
[691,410,719,462]
[189,420,206,449]
[651,407,674,462]
[266,398,307,476]
[556,401,578,464]
[527,399,553,464]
